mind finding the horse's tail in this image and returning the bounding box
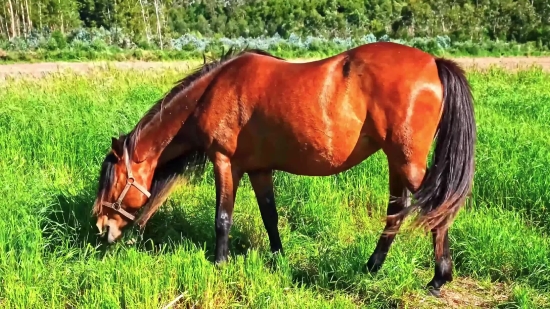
[406,58,477,238]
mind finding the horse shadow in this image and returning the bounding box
[131,197,255,260]
[42,189,255,262]
[43,188,399,300]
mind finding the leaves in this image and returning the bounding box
[0,0,549,46]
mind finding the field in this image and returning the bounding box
[0,58,550,308]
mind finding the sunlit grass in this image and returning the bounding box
[0,65,548,308]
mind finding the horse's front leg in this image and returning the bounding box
[213,154,243,264]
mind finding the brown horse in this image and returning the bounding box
[92,42,476,296]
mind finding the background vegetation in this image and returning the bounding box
[2,0,550,62]
[0,64,549,308]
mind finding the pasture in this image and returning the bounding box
[0,60,549,308]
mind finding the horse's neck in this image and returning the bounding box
[157,137,193,166]
[132,74,215,163]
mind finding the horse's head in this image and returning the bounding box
[92,135,155,244]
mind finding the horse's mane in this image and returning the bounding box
[125,47,284,159]
[93,47,284,222]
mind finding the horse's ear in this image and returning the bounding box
[111,136,123,158]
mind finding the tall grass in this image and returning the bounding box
[0,64,549,308]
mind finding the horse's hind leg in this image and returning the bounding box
[249,170,283,254]
[391,149,453,296]
[365,164,410,273]
[427,227,452,297]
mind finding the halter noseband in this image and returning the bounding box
[101,148,151,221]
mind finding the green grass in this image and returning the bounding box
[0,64,549,308]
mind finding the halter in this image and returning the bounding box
[101,147,151,221]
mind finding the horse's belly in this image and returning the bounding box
[205,92,377,175]
[273,131,379,176]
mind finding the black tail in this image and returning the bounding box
[405,58,477,233]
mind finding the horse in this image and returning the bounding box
[92,42,476,297]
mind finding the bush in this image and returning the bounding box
[1,28,549,63]
[52,30,67,50]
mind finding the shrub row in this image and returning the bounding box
[2,29,549,63]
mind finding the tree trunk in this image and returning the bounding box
[2,4,9,39]
[8,0,16,38]
[0,16,4,38]
[15,0,21,37]
[138,0,151,44]
[113,0,117,44]
[153,0,163,50]
[25,0,32,33]
[20,0,27,37]
[58,0,64,33]
[39,0,42,30]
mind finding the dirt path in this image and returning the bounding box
[452,56,550,71]
[1,56,550,80]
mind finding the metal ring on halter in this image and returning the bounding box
[112,201,121,210]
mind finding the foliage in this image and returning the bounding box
[1,0,550,62]
[2,0,550,43]
[1,31,550,64]
[0,64,549,307]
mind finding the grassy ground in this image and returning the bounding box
[0,64,549,308]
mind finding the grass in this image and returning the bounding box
[0,63,549,308]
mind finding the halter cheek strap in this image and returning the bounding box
[101,148,151,221]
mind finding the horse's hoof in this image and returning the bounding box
[427,287,442,298]
[214,257,228,266]
[363,260,381,274]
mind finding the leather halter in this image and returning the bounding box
[101,148,151,221]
